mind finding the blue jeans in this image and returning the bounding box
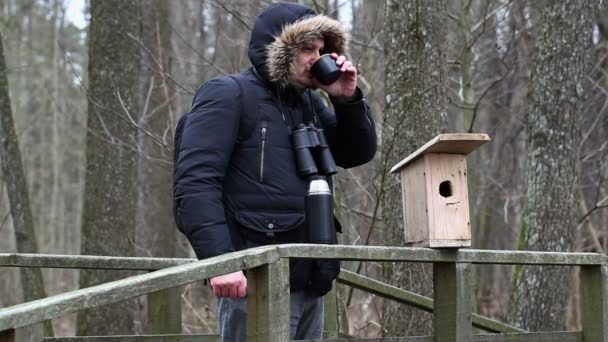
[218,289,324,341]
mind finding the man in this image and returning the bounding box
[173,2,376,340]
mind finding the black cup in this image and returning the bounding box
[311,54,341,86]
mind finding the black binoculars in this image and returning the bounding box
[292,123,337,178]
[292,122,337,245]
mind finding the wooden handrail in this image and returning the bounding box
[0,253,192,270]
[276,244,608,265]
[0,246,279,331]
[1,251,526,334]
[1,245,606,341]
[337,270,525,333]
[2,245,606,269]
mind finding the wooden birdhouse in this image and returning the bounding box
[390,133,490,248]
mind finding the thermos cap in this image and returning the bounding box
[307,178,331,195]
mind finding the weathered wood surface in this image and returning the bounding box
[147,287,182,334]
[433,263,471,341]
[580,265,608,342]
[42,332,584,342]
[471,331,582,341]
[425,154,471,247]
[2,246,606,271]
[337,270,523,333]
[323,284,339,339]
[0,245,599,342]
[339,269,433,310]
[44,335,219,342]
[14,324,44,342]
[277,244,607,265]
[0,324,44,342]
[399,157,429,245]
[0,247,279,331]
[390,133,490,173]
[0,253,193,270]
[247,259,290,342]
[302,331,582,341]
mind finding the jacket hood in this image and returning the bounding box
[248,2,349,88]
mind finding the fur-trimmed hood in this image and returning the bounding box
[248,3,349,88]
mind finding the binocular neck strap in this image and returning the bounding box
[276,92,297,133]
[263,86,321,131]
[305,90,320,126]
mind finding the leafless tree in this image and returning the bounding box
[381,0,449,336]
[507,0,598,331]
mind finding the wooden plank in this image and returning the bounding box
[433,263,472,342]
[390,133,490,173]
[13,324,44,342]
[401,157,429,245]
[0,325,46,342]
[44,335,219,342]
[246,258,290,342]
[300,331,581,341]
[471,331,581,341]
[42,331,580,342]
[580,265,608,342]
[338,269,433,311]
[1,245,605,271]
[276,244,607,265]
[0,254,193,271]
[337,270,524,333]
[427,240,471,248]
[147,287,182,334]
[323,284,339,339]
[308,337,433,342]
[425,154,470,246]
[0,247,279,331]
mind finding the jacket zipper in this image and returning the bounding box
[259,122,268,182]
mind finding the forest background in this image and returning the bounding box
[0,0,606,338]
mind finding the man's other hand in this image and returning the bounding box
[210,271,247,298]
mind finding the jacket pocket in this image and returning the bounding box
[235,210,304,235]
[258,121,268,182]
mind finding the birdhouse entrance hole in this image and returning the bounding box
[439,181,453,198]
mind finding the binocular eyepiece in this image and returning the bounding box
[292,122,337,177]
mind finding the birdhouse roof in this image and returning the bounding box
[390,133,490,173]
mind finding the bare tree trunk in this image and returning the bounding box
[473,0,532,320]
[169,0,207,120]
[136,0,175,260]
[49,0,63,256]
[335,0,386,337]
[0,31,53,336]
[77,0,141,335]
[381,0,448,336]
[133,2,177,332]
[507,1,597,331]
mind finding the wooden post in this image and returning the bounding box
[246,258,290,342]
[433,262,471,342]
[580,265,608,342]
[323,282,339,339]
[147,286,182,334]
[0,323,44,342]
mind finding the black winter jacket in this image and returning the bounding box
[174,2,377,294]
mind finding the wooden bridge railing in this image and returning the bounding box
[0,245,606,342]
